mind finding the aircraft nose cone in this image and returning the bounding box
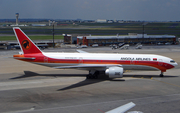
[172,62,178,68]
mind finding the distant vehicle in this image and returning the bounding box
[81,45,88,48]
[36,44,48,49]
[157,42,164,45]
[92,44,98,47]
[8,42,19,49]
[109,44,114,47]
[119,44,129,49]
[165,42,172,45]
[112,44,118,49]
[0,42,7,49]
[135,45,142,49]
[77,45,88,48]
[135,43,142,49]
[13,45,20,49]
[111,43,129,50]
[118,43,125,47]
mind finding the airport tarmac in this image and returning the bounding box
[0,45,180,113]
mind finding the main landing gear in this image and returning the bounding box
[86,70,99,79]
[160,71,164,77]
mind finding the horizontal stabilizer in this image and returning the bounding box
[14,57,36,60]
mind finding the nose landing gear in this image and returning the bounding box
[160,72,164,77]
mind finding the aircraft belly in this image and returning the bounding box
[32,62,78,67]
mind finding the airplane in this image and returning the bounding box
[13,27,178,79]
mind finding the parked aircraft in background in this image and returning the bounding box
[13,27,177,79]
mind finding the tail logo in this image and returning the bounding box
[21,40,31,50]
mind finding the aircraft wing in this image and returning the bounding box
[76,50,89,53]
[106,102,136,113]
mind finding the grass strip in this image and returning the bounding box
[0,35,63,41]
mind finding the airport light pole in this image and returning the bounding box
[142,24,144,44]
[52,21,55,48]
[142,22,148,44]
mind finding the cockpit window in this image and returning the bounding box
[170,60,175,63]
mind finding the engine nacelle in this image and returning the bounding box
[105,67,123,78]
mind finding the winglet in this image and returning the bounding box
[13,27,42,54]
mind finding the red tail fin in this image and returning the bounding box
[13,27,42,54]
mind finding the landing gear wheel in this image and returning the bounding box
[86,74,91,79]
[86,71,99,79]
[160,72,164,77]
[160,74,164,77]
[86,74,93,79]
[86,74,99,79]
[93,74,98,79]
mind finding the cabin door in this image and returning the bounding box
[44,57,48,63]
[158,59,163,66]
[79,57,83,64]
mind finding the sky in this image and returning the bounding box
[1,0,180,21]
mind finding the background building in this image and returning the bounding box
[77,34,177,46]
[96,19,107,23]
[63,34,80,44]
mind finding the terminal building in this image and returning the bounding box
[76,33,177,46]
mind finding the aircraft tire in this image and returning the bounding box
[160,74,164,77]
[86,74,91,79]
[86,74,98,79]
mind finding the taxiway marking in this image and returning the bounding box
[152,79,180,88]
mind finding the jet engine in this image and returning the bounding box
[105,67,123,78]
